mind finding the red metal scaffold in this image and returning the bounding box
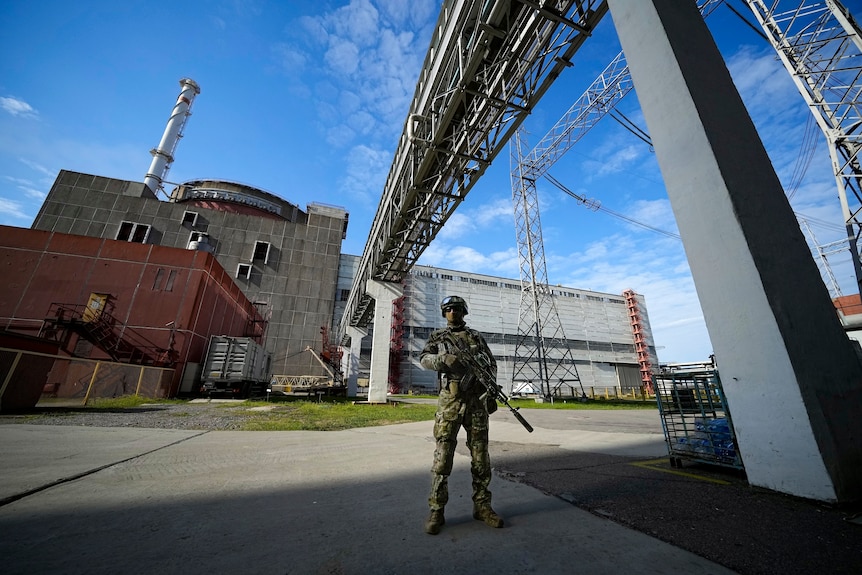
[624,289,654,394]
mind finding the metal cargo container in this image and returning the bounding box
[200,336,270,398]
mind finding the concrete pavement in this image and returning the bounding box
[0,410,741,575]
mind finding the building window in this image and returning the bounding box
[253,241,271,264]
[339,289,350,301]
[189,231,208,243]
[153,268,178,291]
[117,221,150,243]
[182,211,198,227]
[153,268,165,290]
[237,264,252,279]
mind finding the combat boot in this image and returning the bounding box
[473,504,504,528]
[424,508,445,535]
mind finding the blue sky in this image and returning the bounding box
[1,1,855,363]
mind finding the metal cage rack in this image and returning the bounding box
[653,369,743,470]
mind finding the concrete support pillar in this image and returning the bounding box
[608,0,862,502]
[366,280,404,404]
[344,326,367,398]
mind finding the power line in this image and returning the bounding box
[786,114,820,201]
[608,109,653,148]
[721,0,770,41]
[544,173,682,240]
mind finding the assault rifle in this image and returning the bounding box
[442,333,534,433]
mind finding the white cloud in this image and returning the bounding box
[298,15,328,44]
[325,37,361,75]
[18,158,53,177]
[595,143,643,176]
[1,97,38,118]
[419,242,519,276]
[330,0,380,47]
[726,46,797,121]
[436,197,512,239]
[0,197,31,219]
[272,42,307,72]
[326,122,357,148]
[626,198,680,237]
[23,187,46,200]
[340,144,390,202]
[377,0,438,28]
[475,198,513,226]
[436,212,473,240]
[277,1,434,153]
[3,176,48,201]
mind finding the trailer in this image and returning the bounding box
[268,346,346,396]
[200,336,270,398]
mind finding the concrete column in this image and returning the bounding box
[344,326,367,398]
[365,280,404,404]
[608,0,862,502]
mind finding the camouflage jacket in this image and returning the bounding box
[420,324,497,391]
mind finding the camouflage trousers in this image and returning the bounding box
[428,384,492,511]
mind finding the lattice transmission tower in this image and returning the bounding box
[506,1,725,401]
[744,0,862,293]
[510,128,585,401]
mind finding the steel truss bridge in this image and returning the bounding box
[337,0,609,341]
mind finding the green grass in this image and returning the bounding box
[506,397,658,410]
[238,399,438,431]
[35,394,654,432]
[391,394,658,410]
[86,396,186,409]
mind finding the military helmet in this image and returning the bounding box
[440,295,468,317]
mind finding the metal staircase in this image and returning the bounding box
[41,303,173,366]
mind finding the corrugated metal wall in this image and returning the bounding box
[337,255,658,394]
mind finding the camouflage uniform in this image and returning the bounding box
[420,324,497,512]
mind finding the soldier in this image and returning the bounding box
[420,295,503,535]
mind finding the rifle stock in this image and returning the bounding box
[444,333,533,433]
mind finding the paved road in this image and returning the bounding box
[0,407,859,574]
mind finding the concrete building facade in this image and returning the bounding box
[31,170,348,380]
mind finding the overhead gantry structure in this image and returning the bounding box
[337,0,610,402]
[334,0,862,503]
